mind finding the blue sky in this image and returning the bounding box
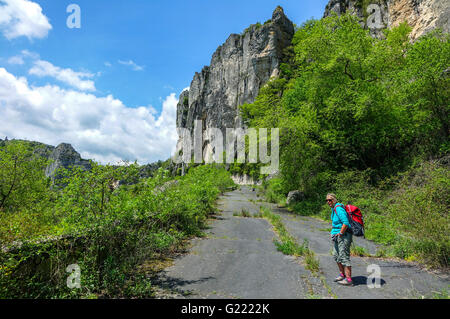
[0,0,329,164]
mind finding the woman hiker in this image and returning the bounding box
[326,193,353,286]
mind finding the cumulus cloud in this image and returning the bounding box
[0,67,179,164]
[0,0,52,40]
[29,60,96,92]
[118,60,144,71]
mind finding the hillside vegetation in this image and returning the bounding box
[0,141,234,298]
[240,14,449,268]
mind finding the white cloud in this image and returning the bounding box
[7,55,24,65]
[0,67,178,164]
[118,60,144,71]
[21,49,39,59]
[29,60,96,92]
[0,0,52,40]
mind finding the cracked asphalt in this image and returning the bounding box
[153,186,449,299]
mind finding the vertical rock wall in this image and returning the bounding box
[175,7,295,161]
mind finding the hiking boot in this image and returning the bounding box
[334,274,345,282]
[338,278,354,286]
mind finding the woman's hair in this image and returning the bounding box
[326,193,338,201]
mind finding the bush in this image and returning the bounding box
[387,162,450,267]
[313,162,449,267]
[0,164,235,298]
[262,177,285,204]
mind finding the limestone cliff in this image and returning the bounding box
[324,0,449,40]
[175,2,448,165]
[389,0,449,39]
[175,6,294,160]
[44,143,91,179]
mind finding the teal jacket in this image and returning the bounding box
[330,203,350,235]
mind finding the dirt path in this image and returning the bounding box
[153,186,449,299]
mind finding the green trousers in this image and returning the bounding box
[333,232,353,267]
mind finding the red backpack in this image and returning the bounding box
[334,204,365,237]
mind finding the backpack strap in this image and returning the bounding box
[332,203,345,220]
[333,203,344,215]
[333,204,353,229]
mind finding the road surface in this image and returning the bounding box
[153,187,449,299]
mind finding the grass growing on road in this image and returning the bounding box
[259,206,306,257]
[255,206,335,298]
[257,206,320,273]
[233,208,252,218]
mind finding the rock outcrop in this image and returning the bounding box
[324,0,449,40]
[324,0,389,38]
[175,6,295,161]
[44,143,91,179]
[388,0,449,40]
[0,139,91,180]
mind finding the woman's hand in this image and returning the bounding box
[339,224,348,236]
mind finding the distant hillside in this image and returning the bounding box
[0,138,170,180]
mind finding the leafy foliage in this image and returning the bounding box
[0,141,49,213]
[241,14,449,267]
[0,143,234,298]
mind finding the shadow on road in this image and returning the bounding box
[152,273,216,296]
[352,276,386,287]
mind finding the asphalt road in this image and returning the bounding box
[153,186,449,299]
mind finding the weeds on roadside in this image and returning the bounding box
[350,244,371,257]
[431,288,449,299]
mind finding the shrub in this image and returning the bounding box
[387,162,450,267]
[0,164,235,298]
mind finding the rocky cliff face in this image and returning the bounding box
[176,6,294,161]
[45,143,91,179]
[324,0,449,40]
[176,2,447,164]
[389,0,449,39]
[324,0,389,38]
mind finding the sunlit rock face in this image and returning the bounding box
[175,7,295,162]
[324,0,449,40]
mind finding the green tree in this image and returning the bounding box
[241,14,449,196]
[0,141,49,213]
[55,161,140,230]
